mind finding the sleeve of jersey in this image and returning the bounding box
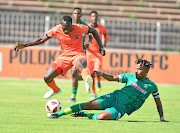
[152,91,160,98]
[151,84,160,98]
[103,26,109,42]
[46,27,56,38]
[118,73,129,83]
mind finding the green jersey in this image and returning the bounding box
[72,20,90,52]
[114,73,158,115]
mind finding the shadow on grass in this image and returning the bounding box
[121,120,160,123]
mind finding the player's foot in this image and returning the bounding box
[67,98,77,102]
[96,82,102,92]
[47,113,58,118]
[43,88,62,99]
[85,75,93,93]
[70,111,87,117]
[91,94,97,100]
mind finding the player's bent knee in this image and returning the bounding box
[77,59,87,68]
[97,113,111,120]
[44,75,52,83]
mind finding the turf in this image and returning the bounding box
[0,79,179,133]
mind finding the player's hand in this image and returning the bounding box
[13,42,26,51]
[100,47,106,56]
[84,41,90,48]
[93,71,103,77]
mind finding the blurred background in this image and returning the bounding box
[0,0,180,84]
[1,0,180,50]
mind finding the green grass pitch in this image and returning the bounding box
[0,79,180,133]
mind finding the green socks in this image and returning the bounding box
[56,103,99,120]
[71,87,77,98]
[56,103,84,117]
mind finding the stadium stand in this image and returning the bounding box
[0,0,180,23]
[0,0,180,50]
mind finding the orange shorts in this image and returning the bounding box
[51,51,86,76]
[86,50,102,75]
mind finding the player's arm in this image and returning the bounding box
[152,92,169,122]
[88,27,105,56]
[93,71,119,82]
[13,35,50,51]
[102,28,109,47]
[84,33,92,48]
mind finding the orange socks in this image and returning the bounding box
[46,80,59,92]
[92,77,96,95]
[97,76,101,83]
[81,68,90,82]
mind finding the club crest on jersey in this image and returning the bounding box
[74,35,79,39]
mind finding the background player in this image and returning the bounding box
[87,11,109,99]
[13,16,105,99]
[67,7,92,102]
[47,59,169,122]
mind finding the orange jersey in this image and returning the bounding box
[46,24,90,53]
[87,24,109,51]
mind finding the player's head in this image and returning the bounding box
[61,16,72,34]
[89,10,98,24]
[135,59,153,80]
[72,7,82,21]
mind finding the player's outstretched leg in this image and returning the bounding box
[47,103,85,118]
[76,59,93,93]
[91,77,97,99]
[43,67,62,99]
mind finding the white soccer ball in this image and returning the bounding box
[46,99,61,113]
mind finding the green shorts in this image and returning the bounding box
[96,92,125,120]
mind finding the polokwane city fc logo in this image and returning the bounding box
[74,35,79,39]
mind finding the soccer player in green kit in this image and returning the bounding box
[67,7,92,102]
[47,59,169,122]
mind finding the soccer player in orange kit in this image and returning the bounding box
[13,16,105,99]
[67,7,92,102]
[87,11,109,99]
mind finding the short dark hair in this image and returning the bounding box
[62,16,72,24]
[73,7,82,12]
[90,10,98,16]
[135,59,153,69]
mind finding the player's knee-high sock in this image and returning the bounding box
[97,76,101,88]
[71,87,77,98]
[46,80,59,92]
[92,77,96,95]
[81,68,90,82]
[56,103,84,117]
